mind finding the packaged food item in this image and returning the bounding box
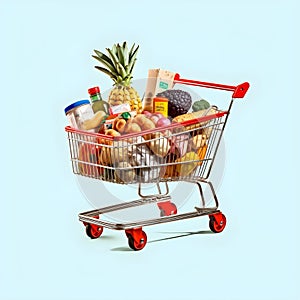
[153,97,168,117]
[147,132,170,158]
[109,103,131,115]
[103,114,119,130]
[88,86,109,114]
[64,100,95,131]
[143,69,176,112]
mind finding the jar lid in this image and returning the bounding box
[64,99,90,114]
[88,86,100,95]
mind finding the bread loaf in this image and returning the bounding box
[147,132,170,157]
[172,107,218,124]
[114,118,127,133]
[98,141,130,166]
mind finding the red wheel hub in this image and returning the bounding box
[83,215,103,239]
[209,212,226,233]
[125,228,147,251]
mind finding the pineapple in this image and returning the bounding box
[92,42,142,113]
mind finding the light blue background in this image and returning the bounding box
[1,0,299,300]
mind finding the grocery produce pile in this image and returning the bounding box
[65,42,222,184]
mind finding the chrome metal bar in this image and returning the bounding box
[80,195,171,216]
[195,178,219,209]
[138,181,169,198]
[156,182,162,194]
[195,181,206,207]
[79,208,220,230]
[204,99,234,179]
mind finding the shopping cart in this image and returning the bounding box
[65,74,249,250]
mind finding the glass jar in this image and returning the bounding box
[64,99,95,130]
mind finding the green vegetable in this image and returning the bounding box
[192,99,210,112]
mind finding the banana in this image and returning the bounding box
[175,152,200,177]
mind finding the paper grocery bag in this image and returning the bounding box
[143,69,176,112]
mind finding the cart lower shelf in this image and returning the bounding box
[79,194,226,251]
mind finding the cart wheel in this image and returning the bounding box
[86,224,103,239]
[158,201,177,217]
[209,213,226,233]
[125,228,147,251]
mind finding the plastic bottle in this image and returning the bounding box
[88,86,109,114]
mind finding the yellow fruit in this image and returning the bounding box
[93,42,143,113]
[175,152,200,177]
[197,144,207,166]
[108,85,142,113]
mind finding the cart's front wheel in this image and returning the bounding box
[86,224,104,239]
[209,213,226,233]
[125,228,147,251]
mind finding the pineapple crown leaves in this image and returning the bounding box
[93,42,139,86]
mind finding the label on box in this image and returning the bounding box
[153,98,168,117]
[159,81,169,89]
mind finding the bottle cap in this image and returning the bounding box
[88,86,100,95]
[64,99,90,114]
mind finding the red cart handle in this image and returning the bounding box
[173,73,250,98]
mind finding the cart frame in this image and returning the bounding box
[65,74,249,250]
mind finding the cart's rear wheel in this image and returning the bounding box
[86,224,103,239]
[125,228,147,251]
[209,213,226,233]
